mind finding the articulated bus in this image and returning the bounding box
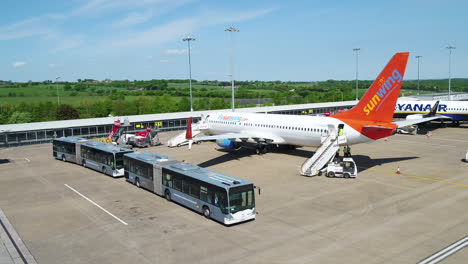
[124,152,256,225]
[53,137,88,163]
[81,141,133,177]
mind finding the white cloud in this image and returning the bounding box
[13,62,26,68]
[160,59,170,63]
[110,18,196,48]
[48,64,56,68]
[166,49,187,55]
[112,9,155,27]
[0,16,57,41]
[53,35,85,52]
[105,7,275,50]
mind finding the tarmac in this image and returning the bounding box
[1,208,37,264]
[0,123,467,264]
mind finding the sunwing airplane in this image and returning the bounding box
[395,100,468,124]
[186,52,440,153]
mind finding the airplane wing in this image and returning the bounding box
[194,132,286,144]
[393,116,443,128]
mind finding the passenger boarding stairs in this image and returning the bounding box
[301,125,347,176]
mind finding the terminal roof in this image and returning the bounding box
[0,101,356,133]
[54,137,88,143]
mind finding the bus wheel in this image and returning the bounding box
[344,173,350,179]
[327,171,335,178]
[102,167,107,175]
[62,155,66,162]
[202,206,211,218]
[135,178,140,188]
[165,190,171,201]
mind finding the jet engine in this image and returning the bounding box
[216,139,241,150]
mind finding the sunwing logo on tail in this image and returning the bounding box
[363,69,403,115]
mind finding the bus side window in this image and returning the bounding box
[182,179,189,194]
[200,186,209,202]
[173,176,182,191]
[189,182,200,199]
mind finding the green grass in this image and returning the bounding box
[0,95,190,105]
[168,83,220,90]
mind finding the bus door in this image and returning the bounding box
[153,165,163,196]
[75,143,82,164]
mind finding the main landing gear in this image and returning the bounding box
[255,144,268,155]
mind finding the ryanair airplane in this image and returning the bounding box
[395,100,468,124]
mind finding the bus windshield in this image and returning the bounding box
[228,184,255,214]
[115,154,125,169]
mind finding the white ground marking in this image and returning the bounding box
[64,184,128,226]
[24,158,30,162]
[418,235,468,264]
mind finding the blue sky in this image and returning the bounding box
[0,0,466,82]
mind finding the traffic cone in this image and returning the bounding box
[396,166,401,174]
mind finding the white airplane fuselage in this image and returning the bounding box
[201,112,371,147]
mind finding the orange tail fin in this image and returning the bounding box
[334,52,409,123]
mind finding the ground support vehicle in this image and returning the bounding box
[324,157,357,178]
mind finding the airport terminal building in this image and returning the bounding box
[0,101,356,148]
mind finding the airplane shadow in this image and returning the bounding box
[197,146,418,172]
[197,148,254,168]
[351,155,419,172]
[416,121,468,134]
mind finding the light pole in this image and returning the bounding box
[446,45,455,100]
[55,77,61,105]
[353,48,360,101]
[225,26,239,112]
[183,37,195,112]
[416,55,422,95]
[338,90,343,101]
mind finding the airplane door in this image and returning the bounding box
[153,166,163,196]
[328,124,337,135]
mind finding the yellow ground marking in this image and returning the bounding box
[363,167,468,188]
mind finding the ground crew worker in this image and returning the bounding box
[338,127,344,136]
[344,145,351,157]
[334,149,340,162]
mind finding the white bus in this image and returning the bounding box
[124,152,256,225]
[53,137,88,163]
[81,141,133,177]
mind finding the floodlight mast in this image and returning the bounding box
[416,56,422,95]
[446,45,456,101]
[183,37,196,112]
[353,48,360,101]
[225,26,239,112]
[56,77,61,105]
